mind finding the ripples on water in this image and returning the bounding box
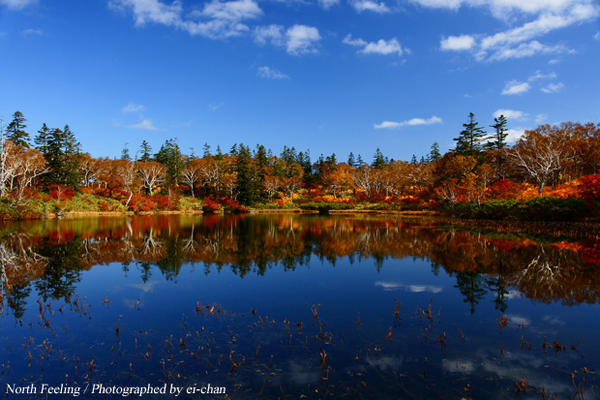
[0,215,598,399]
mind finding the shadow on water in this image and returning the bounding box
[0,214,598,399]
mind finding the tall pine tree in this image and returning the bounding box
[487,114,509,178]
[6,111,30,148]
[454,112,486,156]
[139,140,152,161]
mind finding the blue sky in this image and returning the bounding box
[0,0,599,161]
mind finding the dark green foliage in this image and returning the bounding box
[372,148,386,169]
[37,125,81,188]
[347,152,356,168]
[203,142,211,157]
[155,138,184,192]
[487,115,509,178]
[442,197,589,221]
[236,144,260,205]
[121,143,131,160]
[34,123,50,153]
[429,142,441,162]
[299,202,354,213]
[487,115,509,151]
[139,140,152,161]
[454,112,486,156]
[357,154,364,166]
[5,111,30,148]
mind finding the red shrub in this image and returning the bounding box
[151,194,172,210]
[579,175,600,208]
[98,201,110,211]
[48,185,74,201]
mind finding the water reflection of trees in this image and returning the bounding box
[0,215,599,317]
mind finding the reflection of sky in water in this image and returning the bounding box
[0,215,599,399]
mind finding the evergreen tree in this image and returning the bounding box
[428,142,441,162]
[487,114,509,178]
[140,140,152,161]
[216,145,223,160]
[325,153,337,166]
[410,154,417,164]
[347,152,356,168]
[454,112,486,156]
[42,126,81,188]
[121,143,131,160]
[155,138,184,195]
[230,143,238,156]
[203,142,211,157]
[357,154,364,166]
[235,144,259,205]
[34,123,51,154]
[254,145,268,201]
[5,111,30,147]
[372,148,386,168]
[487,115,508,150]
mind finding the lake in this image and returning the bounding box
[0,214,598,399]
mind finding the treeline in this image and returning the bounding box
[1,110,600,214]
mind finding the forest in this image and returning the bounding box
[1,110,599,220]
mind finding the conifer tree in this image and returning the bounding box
[487,114,509,178]
[41,126,81,188]
[34,123,50,154]
[121,143,131,160]
[140,140,152,161]
[428,142,441,162]
[203,143,211,157]
[155,138,183,195]
[347,152,356,168]
[6,111,30,147]
[372,148,386,168]
[454,112,486,156]
[236,144,259,205]
[357,154,364,166]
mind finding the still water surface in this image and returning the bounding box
[0,215,598,399]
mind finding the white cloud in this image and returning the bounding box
[253,24,321,55]
[128,119,157,131]
[493,109,524,119]
[257,65,289,79]
[595,31,600,40]
[350,0,391,13]
[410,0,597,19]
[484,40,573,61]
[0,0,35,9]
[374,281,443,293]
[21,28,43,35]
[208,101,224,111]
[343,34,408,56]
[423,1,599,61]
[109,0,262,39]
[535,113,547,123]
[528,70,557,81]
[318,0,340,9]
[506,128,526,142]
[285,25,321,55]
[502,80,530,95]
[440,34,475,51]
[541,82,564,93]
[122,102,145,113]
[253,24,284,46]
[374,116,442,129]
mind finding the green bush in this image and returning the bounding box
[442,197,589,221]
[179,196,203,211]
[300,202,355,212]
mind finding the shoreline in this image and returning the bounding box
[0,208,440,221]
